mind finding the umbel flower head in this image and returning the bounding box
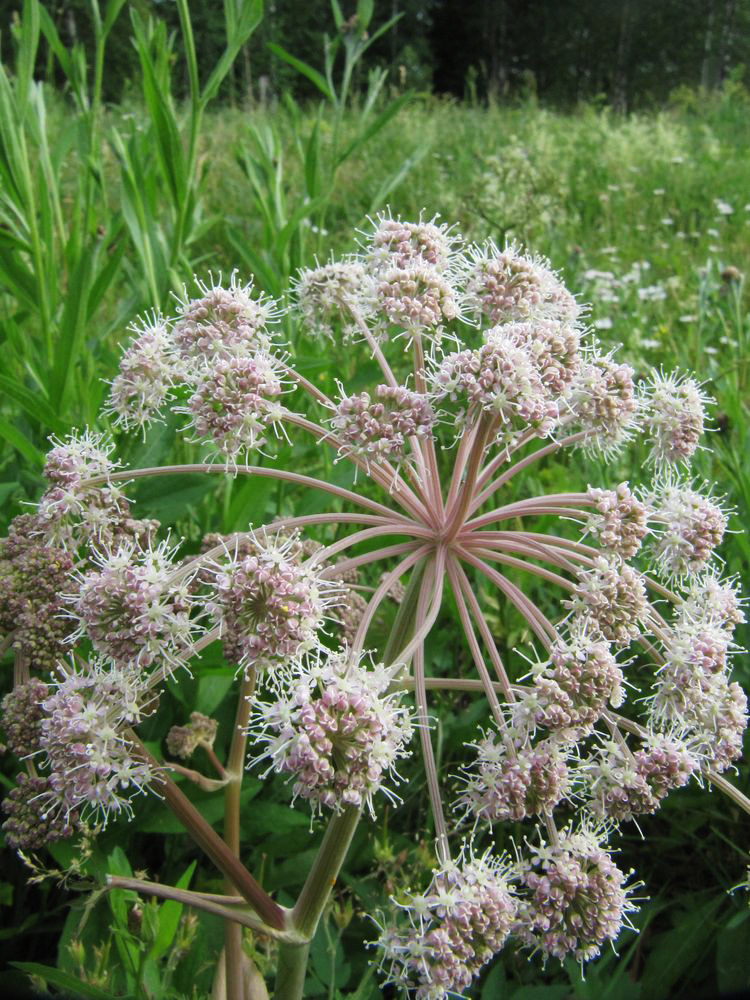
[206,530,339,673]
[376,847,517,999]
[330,383,436,466]
[69,536,200,671]
[249,648,414,816]
[0,514,74,670]
[35,657,155,825]
[4,212,745,989]
[515,825,637,964]
[456,727,571,824]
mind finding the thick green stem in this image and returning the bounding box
[273,942,310,999]
[273,559,429,998]
[274,806,361,999]
[292,805,361,940]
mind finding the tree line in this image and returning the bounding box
[2,0,748,109]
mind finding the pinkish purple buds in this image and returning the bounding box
[465,241,580,326]
[330,384,436,465]
[648,480,728,579]
[36,658,155,824]
[526,630,624,735]
[249,649,414,816]
[207,532,337,671]
[642,371,710,465]
[71,537,200,671]
[565,556,649,647]
[583,733,697,823]
[432,335,558,438]
[457,730,570,822]
[365,212,461,272]
[292,258,374,341]
[516,826,635,963]
[376,849,517,998]
[182,352,286,464]
[570,354,638,456]
[173,272,277,360]
[585,483,650,559]
[376,263,460,333]
[106,313,177,430]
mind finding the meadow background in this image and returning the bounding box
[1,1,750,997]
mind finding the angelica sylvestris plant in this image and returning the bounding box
[1,213,748,1000]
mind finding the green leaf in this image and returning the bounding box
[303,116,321,198]
[639,895,723,1000]
[369,142,429,212]
[511,987,570,1000]
[330,0,344,29]
[107,845,134,879]
[49,248,93,412]
[36,3,72,79]
[0,417,43,466]
[202,0,263,105]
[481,959,509,998]
[226,227,283,297]
[356,0,374,30]
[359,11,403,53]
[717,907,750,991]
[338,92,413,165]
[0,482,19,506]
[132,473,217,524]
[12,962,131,1000]
[16,0,40,119]
[149,860,197,961]
[224,476,276,532]
[0,373,66,432]
[267,43,334,101]
[102,0,128,37]
[196,672,234,715]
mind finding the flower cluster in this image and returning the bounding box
[642,371,709,465]
[106,273,286,466]
[35,430,158,552]
[0,515,74,670]
[515,827,635,964]
[330,384,436,465]
[249,650,414,816]
[433,334,558,439]
[2,773,80,850]
[377,851,517,999]
[457,729,571,823]
[464,241,580,325]
[648,479,728,579]
[166,711,219,760]
[35,659,155,825]
[585,483,649,560]
[522,630,625,736]
[107,313,177,428]
[292,257,374,341]
[70,537,199,671]
[206,532,338,673]
[1,678,49,757]
[565,556,649,647]
[1,212,745,995]
[583,733,698,823]
[570,354,639,456]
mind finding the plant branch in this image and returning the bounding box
[104,876,299,943]
[129,735,285,931]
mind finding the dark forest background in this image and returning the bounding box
[1,0,748,109]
